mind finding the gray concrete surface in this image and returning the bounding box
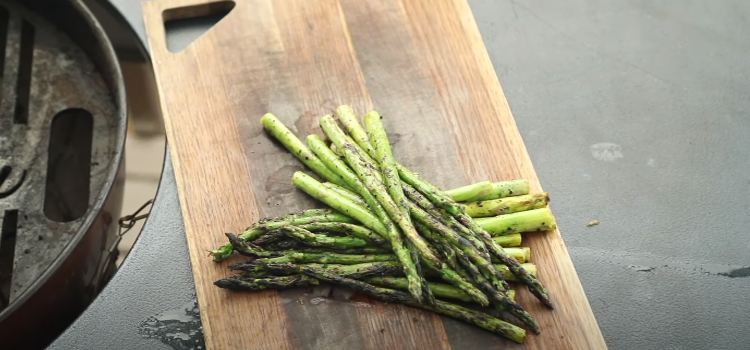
[49,0,750,349]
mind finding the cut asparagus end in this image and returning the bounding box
[492,233,522,247]
[496,247,531,263]
[475,208,557,236]
[461,193,550,218]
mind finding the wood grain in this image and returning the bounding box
[142,0,608,349]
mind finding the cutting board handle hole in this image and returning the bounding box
[162,1,235,53]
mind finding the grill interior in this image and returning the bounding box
[0,0,119,310]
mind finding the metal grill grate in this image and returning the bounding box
[0,0,119,309]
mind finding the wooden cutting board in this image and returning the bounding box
[142,0,607,349]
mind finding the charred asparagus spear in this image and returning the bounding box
[296,222,388,246]
[279,225,372,249]
[214,274,516,304]
[256,261,527,343]
[211,210,357,262]
[215,275,320,291]
[292,171,428,304]
[396,162,553,308]
[321,115,444,305]
[307,131,433,304]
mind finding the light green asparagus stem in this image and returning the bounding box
[308,127,430,305]
[444,181,495,202]
[260,113,348,188]
[493,247,530,264]
[447,179,530,202]
[297,222,388,246]
[364,110,409,218]
[366,276,517,303]
[335,105,379,160]
[292,171,391,234]
[211,211,357,262]
[321,182,369,207]
[279,226,371,249]
[321,115,440,305]
[493,233,522,247]
[475,208,557,236]
[461,193,549,218]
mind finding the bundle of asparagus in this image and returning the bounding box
[211,105,558,344]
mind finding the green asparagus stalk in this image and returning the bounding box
[297,222,388,246]
[292,171,429,304]
[215,274,320,291]
[317,176,489,305]
[366,276,517,303]
[405,199,508,289]
[396,162,553,308]
[227,236,398,266]
[396,163,465,216]
[319,116,433,265]
[452,246,540,333]
[215,274,516,303]
[239,261,405,279]
[260,113,348,188]
[257,208,339,224]
[402,183,489,256]
[290,247,391,254]
[496,263,537,282]
[211,210,357,262]
[475,208,557,236]
[291,171,386,235]
[307,131,432,305]
[226,233,388,262]
[279,226,372,249]
[335,105,378,161]
[321,115,443,305]
[483,235,552,308]
[258,261,526,343]
[447,179,530,202]
[364,111,409,217]
[461,193,549,218]
[493,233,522,247]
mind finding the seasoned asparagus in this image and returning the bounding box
[475,208,557,235]
[308,130,432,305]
[260,113,348,188]
[461,193,549,218]
[447,179,530,202]
[280,226,372,249]
[211,210,357,262]
[256,261,526,343]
